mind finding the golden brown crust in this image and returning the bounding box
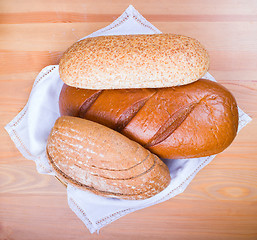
[59,79,239,159]
[59,34,209,89]
[46,116,171,200]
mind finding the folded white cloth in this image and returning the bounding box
[5,5,252,233]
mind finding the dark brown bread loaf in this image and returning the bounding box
[46,116,171,200]
[59,79,239,159]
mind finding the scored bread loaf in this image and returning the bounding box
[46,116,171,200]
[59,79,239,159]
[59,34,209,89]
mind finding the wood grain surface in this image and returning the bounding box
[1,0,257,239]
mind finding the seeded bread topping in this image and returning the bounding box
[59,34,209,89]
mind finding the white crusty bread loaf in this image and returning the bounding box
[59,34,209,89]
[46,116,171,200]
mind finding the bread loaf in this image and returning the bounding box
[59,79,239,159]
[59,34,209,89]
[46,116,171,200]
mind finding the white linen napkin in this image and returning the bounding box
[5,5,252,234]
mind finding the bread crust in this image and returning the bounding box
[59,34,209,89]
[59,79,239,159]
[46,116,171,200]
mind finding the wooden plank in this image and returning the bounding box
[0,194,256,239]
[1,0,257,15]
[1,22,257,51]
[1,12,257,24]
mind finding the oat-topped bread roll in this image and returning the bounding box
[46,116,171,200]
[59,34,209,89]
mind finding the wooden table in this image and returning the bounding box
[1,1,257,239]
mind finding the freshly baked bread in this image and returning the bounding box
[46,116,171,200]
[59,34,209,89]
[59,79,239,159]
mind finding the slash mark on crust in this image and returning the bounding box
[116,91,157,131]
[146,101,199,147]
[78,90,103,118]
